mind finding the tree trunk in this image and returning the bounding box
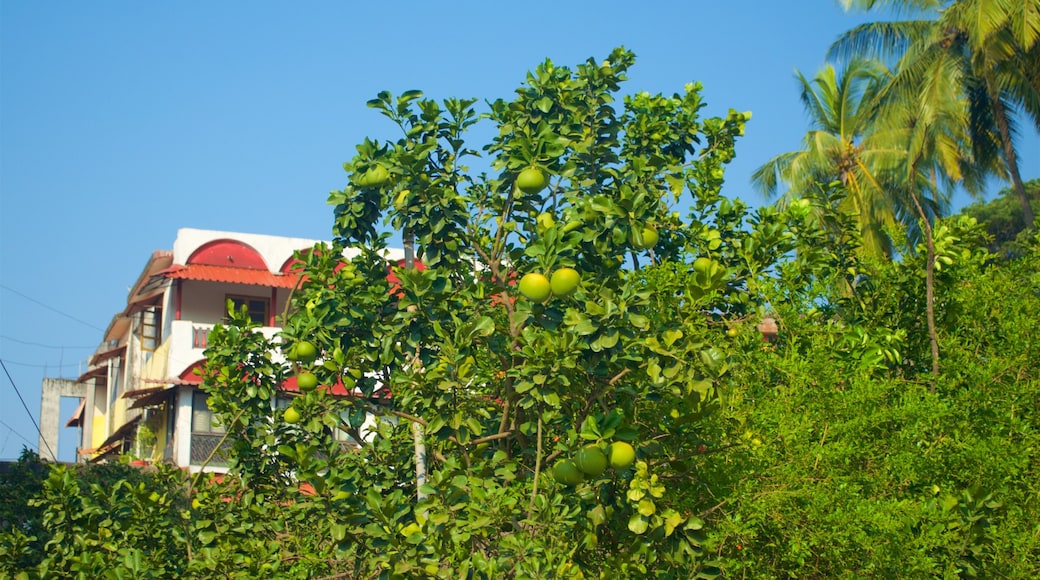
[404,229,428,501]
[908,180,940,382]
[988,77,1036,230]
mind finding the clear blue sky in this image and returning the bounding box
[2,1,1037,462]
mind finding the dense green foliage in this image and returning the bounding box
[959,178,1040,259]
[702,230,1040,577]
[1,47,1038,578]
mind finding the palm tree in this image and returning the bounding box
[831,0,1040,230]
[878,54,977,377]
[752,59,936,258]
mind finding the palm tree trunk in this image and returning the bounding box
[908,177,940,382]
[987,77,1036,229]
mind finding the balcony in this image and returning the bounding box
[166,321,284,375]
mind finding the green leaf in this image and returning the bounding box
[628,513,649,535]
[588,504,607,527]
[661,508,683,536]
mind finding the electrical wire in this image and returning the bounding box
[0,358,55,460]
[0,417,38,449]
[0,335,95,350]
[0,359,84,369]
[0,284,105,332]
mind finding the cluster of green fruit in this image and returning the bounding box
[552,441,636,486]
[282,340,320,424]
[519,267,581,303]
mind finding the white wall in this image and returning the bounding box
[172,228,327,272]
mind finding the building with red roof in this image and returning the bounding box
[52,228,404,473]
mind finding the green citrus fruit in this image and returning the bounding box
[631,225,659,250]
[516,167,549,194]
[295,341,318,362]
[363,165,390,188]
[518,273,552,303]
[296,371,319,392]
[608,441,636,470]
[550,268,581,297]
[727,327,739,338]
[552,459,584,486]
[283,407,302,424]
[642,227,659,248]
[576,445,608,477]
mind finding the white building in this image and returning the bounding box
[61,227,402,472]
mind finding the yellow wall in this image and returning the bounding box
[141,339,171,382]
[140,339,172,462]
[91,414,107,449]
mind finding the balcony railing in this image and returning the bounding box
[168,321,283,369]
[192,325,209,349]
[189,433,231,467]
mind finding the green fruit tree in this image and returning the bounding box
[202,47,755,577]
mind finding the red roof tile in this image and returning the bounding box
[160,264,302,288]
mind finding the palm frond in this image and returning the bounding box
[829,20,936,65]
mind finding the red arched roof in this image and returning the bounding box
[279,248,317,275]
[177,360,207,384]
[187,239,268,270]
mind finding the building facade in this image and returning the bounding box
[59,227,401,472]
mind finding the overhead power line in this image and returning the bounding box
[0,358,55,460]
[0,359,84,369]
[0,335,96,350]
[0,417,38,449]
[0,284,105,332]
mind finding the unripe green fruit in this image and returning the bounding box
[608,441,636,470]
[631,226,659,250]
[576,445,608,477]
[361,165,390,188]
[283,407,302,424]
[296,371,319,392]
[550,268,581,297]
[553,459,584,486]
[517,167,549,194]
[518,273,552,303]
[295,341,318,363]
[693,257,713,274]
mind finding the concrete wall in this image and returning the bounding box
[38,378,86,462]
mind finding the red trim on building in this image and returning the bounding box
[175,279,182,320]
[178,360,207,384]
[186,239,269,270]
[386,258,427,297]
[279,248,315,274]
[159,264,300,288]
[66,399,86,427]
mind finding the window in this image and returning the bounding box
[226,295,270,325]
[191,391,225,434]
[138,306,162,351]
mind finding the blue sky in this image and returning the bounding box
[2,1,1037,462]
